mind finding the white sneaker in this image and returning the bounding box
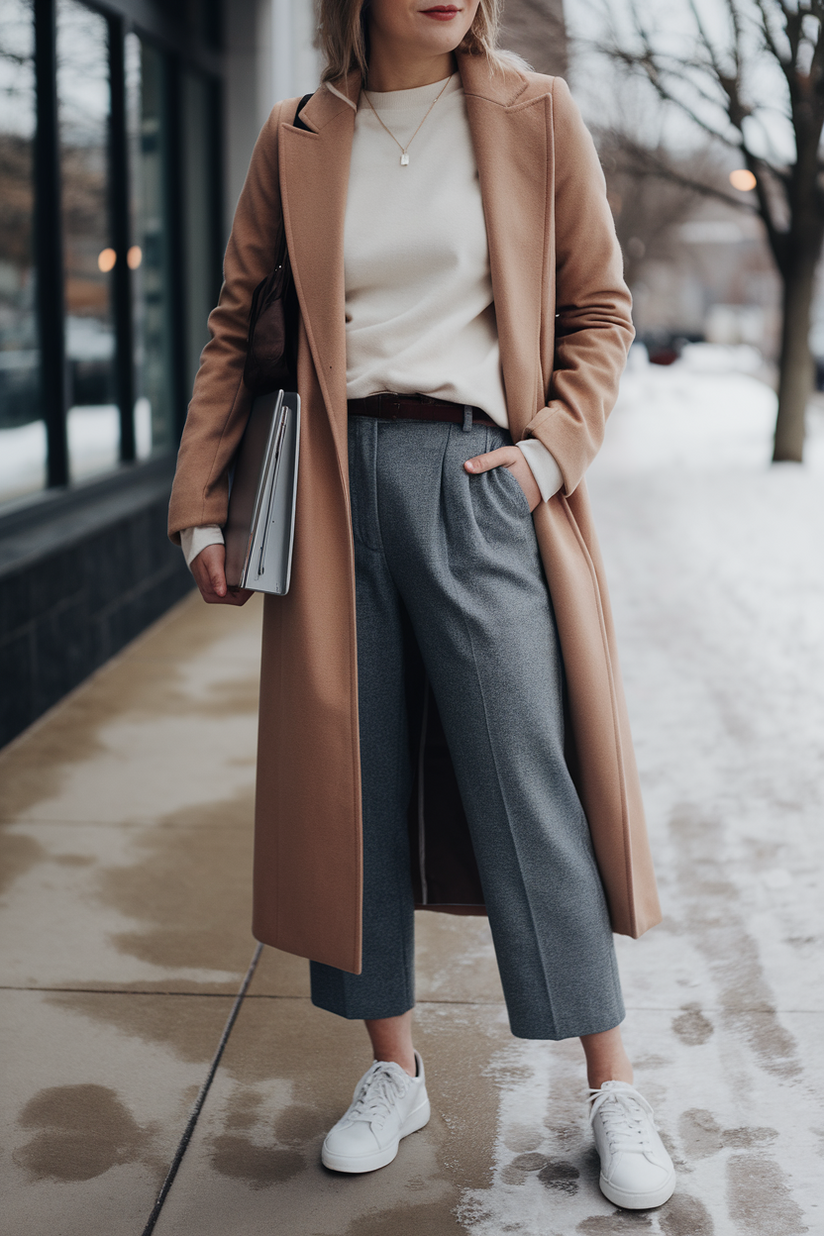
[589,1080,676,1209]
[321,1050,431,1173]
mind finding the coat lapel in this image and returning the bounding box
[459,52,552,440]
[279,78,358,472]
[280,57,553,458]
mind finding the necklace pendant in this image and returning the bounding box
[400,152,409,166]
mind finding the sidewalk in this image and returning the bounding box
[1,364,822,1234]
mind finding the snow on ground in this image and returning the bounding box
[463,350,824,1234]
[0,398,153,504]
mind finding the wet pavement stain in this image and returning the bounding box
[502,1123,544,1154]
[0,831,45,895]
[668,806,802,1080]
[576,1213,654,1232]
[197,677,260,716]
[679,1108,779,1165]
[14,1084,160,1182]
[659,1190,715,1235]
[213,1088,330,1181]
[577,1142,603,1185]
[507,1151,548,1172]
[0,663,197,825]
[222,1087,264,1131]
[679,1109,725,1159]
[342,1199,467,1235]
[0,719,109,822]
[722,1126,778,1149]
[46,991,235,1064]
[53,852,95,866]
[499,1151,548,1184]
[202,999,501,1229]
[208,1133,304,1188]
[671,1004,714,1046]
[0,595,261,824]
[96,789,256,976]
[537,1157,581,1193]
[721,1007,800,1081]
[726,1152,808,1234]
[274,1102,330,1146]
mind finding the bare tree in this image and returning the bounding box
[592,0,824,462]
[597,129,723,287]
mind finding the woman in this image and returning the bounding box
[169,0,675,1211]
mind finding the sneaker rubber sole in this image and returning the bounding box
[599,1168,676,1210]
[321,1096,431,1173]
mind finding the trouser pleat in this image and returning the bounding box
[310,417,624,1040]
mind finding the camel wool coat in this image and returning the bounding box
[168,50,662,974]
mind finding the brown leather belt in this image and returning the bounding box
[347,393,497,428]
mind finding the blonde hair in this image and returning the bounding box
[317,0,507,85]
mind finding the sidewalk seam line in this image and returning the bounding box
[0,986,816,1014]
[139,941,263,1236]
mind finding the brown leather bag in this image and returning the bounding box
[243,93,313,395]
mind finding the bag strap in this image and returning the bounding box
[293,93,315,132]
[271,94,315,266]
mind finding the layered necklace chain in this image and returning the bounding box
[362,74,453,166]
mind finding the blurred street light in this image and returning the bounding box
[730,170,757,192]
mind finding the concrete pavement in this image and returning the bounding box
[1,375,822,1234]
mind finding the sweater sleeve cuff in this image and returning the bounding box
[180,525,225,569]
[515,439,564,503]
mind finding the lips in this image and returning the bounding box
[421,5,459,13]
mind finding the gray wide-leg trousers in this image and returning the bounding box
[310,416,624,1040]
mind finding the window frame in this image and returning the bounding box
[11,0,223,508]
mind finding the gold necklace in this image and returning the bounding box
[362,74,453,167]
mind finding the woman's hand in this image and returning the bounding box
[191,544,253,606]
[464,446,542,512]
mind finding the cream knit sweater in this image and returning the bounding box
[181,76,561,568]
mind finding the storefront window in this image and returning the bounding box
[0,0,42,506]
[126,32,174,459]
[0,1,223,513]
[182,68,220,398]
[56,0,118,483]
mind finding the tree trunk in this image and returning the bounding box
[773,261,816,463]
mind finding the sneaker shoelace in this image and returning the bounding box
[348,1062,412,1132]
[588,1084,656,1154]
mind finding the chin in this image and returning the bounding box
[413,25,468,54]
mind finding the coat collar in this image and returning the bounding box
[296,49,536,127]
[279,52,552,471]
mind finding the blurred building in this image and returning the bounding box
[629,204,781,363]
[0,0,319,746]
[600,141,783,365]
[500,0,566,76]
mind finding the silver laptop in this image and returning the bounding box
[224,390,300,595]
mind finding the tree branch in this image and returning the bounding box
[596,43,743,147]
[603,133,751,209]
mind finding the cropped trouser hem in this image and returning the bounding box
[309,985,625,1042]
[309,417,625,1042]
[309,973,415,1023]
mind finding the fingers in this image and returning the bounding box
[506,452,543,512]
[463,444,542,512]
[207,560,228,598]
[464,445,520,474]
[191,544,243,605]
[219,587,254,606]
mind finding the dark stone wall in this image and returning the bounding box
[0,464,194,749]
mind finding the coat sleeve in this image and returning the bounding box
[167,99,291,542]
[523,77,634,495]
